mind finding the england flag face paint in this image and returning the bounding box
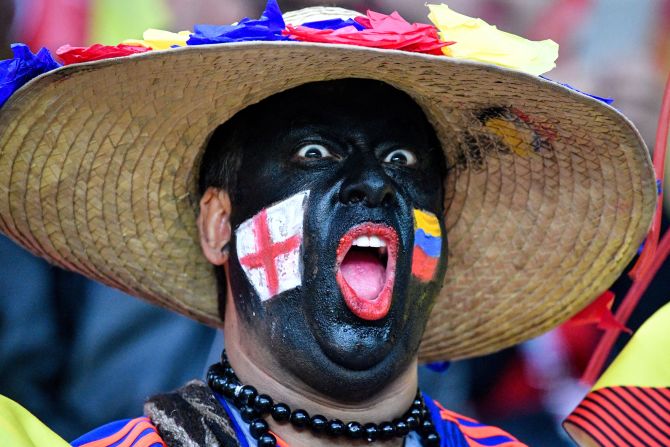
[235,191,309,301]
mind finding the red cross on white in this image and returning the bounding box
[236,191,309,301]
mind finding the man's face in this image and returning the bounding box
[225,80,447,400]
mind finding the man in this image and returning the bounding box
[0,2,657,446]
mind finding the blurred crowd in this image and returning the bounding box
[0,0,668,445]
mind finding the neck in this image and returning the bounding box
[223,292,418,447]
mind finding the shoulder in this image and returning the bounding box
[70,417,166,447]
[427,398,529,447]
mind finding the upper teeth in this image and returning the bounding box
[353,236,386,248]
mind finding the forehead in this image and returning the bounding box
[240,79,437,144]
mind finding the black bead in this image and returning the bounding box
[207,364,223,382]
[271,403,290,423]
[223,366,236,378]
[379,422,395,439]
[346,421,363,439]
[224,381,239,399]
[310,414,327,432]
[253,394,274,415]
[423,432,440,447]
[421,408,430,421]
[210,375,228,392]
[412,398,423,408]
[240,406,258,423]
[257,432,277,447]
[405,415,419,430]
[420,419,435,436]
[290,409,310,428]
[394,418,409,436]
[238,385,258,405]
[327,419,345,436]
[408,407,422,419]
[363,423,378,442]
[249,418,270,440]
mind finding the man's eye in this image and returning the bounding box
[296,144,333,159]
[383,149,417,166]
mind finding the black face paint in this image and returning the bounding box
[219,79,447,401]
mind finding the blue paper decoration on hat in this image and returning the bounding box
[187,0,290,45]
[0,44,61,108]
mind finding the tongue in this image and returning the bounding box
[340,250,385,301]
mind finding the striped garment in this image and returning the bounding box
[427,399,528,447]
[564,303,670,447]
[70,417,166,447]
[564,386,670,446]
[70,382,528,447]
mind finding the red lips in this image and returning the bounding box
[335,223,398,321]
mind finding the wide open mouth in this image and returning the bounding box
[335,223,398,321]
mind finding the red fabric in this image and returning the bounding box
[56,44,151,65]
[435,401,528,446]
[284,10,451,55]
[567,290,630,332]
[79,417,166,447]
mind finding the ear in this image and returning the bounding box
[197,188,232,266]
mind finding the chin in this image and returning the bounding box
[285,328,419,402]
[258,282,429,402]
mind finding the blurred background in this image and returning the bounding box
[0,0,668,445]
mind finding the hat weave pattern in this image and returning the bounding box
[0,6,656,361]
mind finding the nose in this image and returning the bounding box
[339,165,397,207]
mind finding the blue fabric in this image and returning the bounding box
[215,393,250,447]
[414,229,442,257]
[70,419,163,447]
[471,434,518,446]
[441,420,470,447]
[454,418,485,427]
[301,18,366,31]
[423,393,469,447]
[541,76,614,105]
[70,419,132,446]
[187,0,289,45]
[0,43,61,107]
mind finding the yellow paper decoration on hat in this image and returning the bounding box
[0,395,70,447]
[427,4,559,76]
[124,29,192,50]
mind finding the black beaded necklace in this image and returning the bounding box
[207,351,441,447]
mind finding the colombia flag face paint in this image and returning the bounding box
[412,209,441,282]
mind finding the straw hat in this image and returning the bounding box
[0,6,656,361]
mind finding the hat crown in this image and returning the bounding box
[283,6,362,25]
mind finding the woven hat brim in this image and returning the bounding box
[0,41,656,361]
